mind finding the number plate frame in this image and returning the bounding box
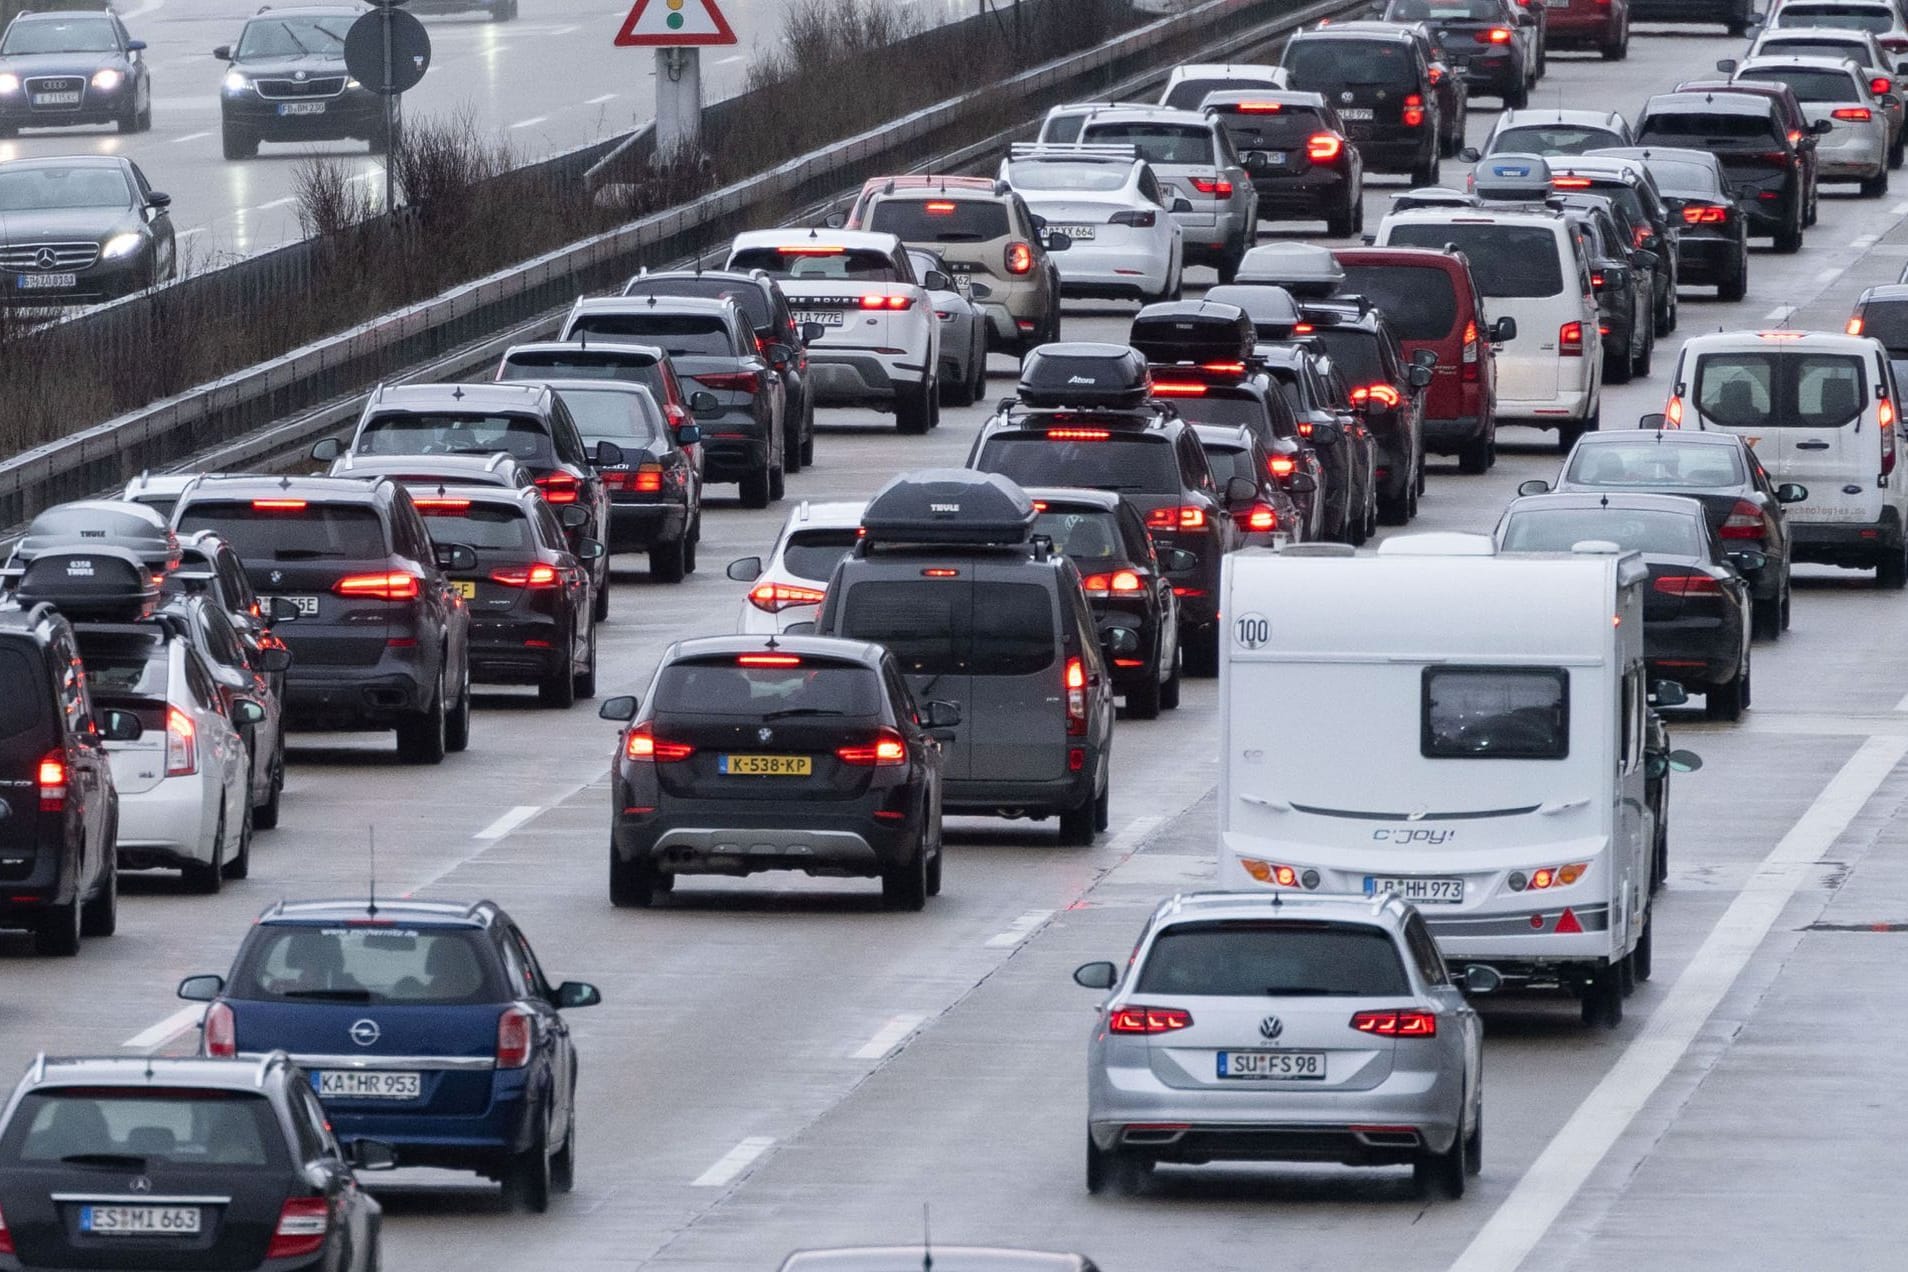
[32,91,81,106]
[1365,875,1465,904]
[718,753,812,776]
[17,272,77,290]
[80,1205,203,1236]
[791,309,846,327]
[1049,223,1097,240]
[315,1070,422,1100]
[1217,1050,1327,1080]
[278,101,327,116]
[1339,107,1374,121]
[262,594,320,617]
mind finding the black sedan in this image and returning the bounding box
[1496,492,1755,721]
[1593,146,1749,301]
[544,380,704,581]
[0,9,151,134]
[1522,427,1804,639]
[600,635,954,910]
[0,156,173,303]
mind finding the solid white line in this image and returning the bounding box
[171,131,210,144]
[1892,200,1908,216]
[852,1014,925,1060]
[985,908,1055,948]
[585,93,618,105]
[509,116,548,129]
[474,805,541,841]
[1447,735,1907,1272]
[691,1136,774,1187]
[1851,234,1881,250]
[548,24,579,35]
[121,1004,203,1050]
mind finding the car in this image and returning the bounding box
[1073,891,1486,1198]
[169,526,301,733]
[1590,146,1751,300]
[170,475,474,764]
[1739,26,1907,164]
[847,179,1066,353]
[325,450,535,490]
[541,379,702,579]
[1497,492,1755,719]
[1158,62,1287,110]
[1024,485,1184,718]
[1199,91,1364,237]
[1000,143,1183,302]
[1380,0,1536,105]
[1848,281,1908,387]
[1281,24,1443,182]
[779,1249,1101,1272]
[1543,0,1630,59]
[1073,106,1258,280]
[1629,0,1755,37]
[1732,56,1892,196]
[157,589,290,841]
[1769,0,1908,55]
[216,4,391,159]
[1545,155,1680,337]
[0,8,151,135]
[314,382,617,618]
[1555,196,1656,385]
[1193,422,1302,547]
[410,0,519,21]
[1663,78,1821,225]
[0,155,174,304]
[1253,338,1373,542]
[0,1054,389,1270]
[1521,426,1803,637]
[1635,90,1808,252]
[176,897,600,1212]
[726,500,867,635]
[725,228,941,434]
[494,339,712,457]
[410,484,602,708]
[1471,107,1634,158]
[1321,20,1470,157]
[1033,99,1153,144]
[599,634,950,908]
[907,246,991,408]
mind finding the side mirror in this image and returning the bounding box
[1808,118,1831,135]
[1072,960,1118,990]
[1517,478,1552,496]
[801,321,827,343]
[147,192,171,212]
[598,695,640,721]
[1287,472,1318,494]
[310,437,345,462]
[689,390,721,418]
[1727,548,1768,572]
[1668,748,1703,773]
[1458,146,1481,162]
[921,699,962,729]
[259,647,293,674]
[1225,475,1259,505]
[1649,679,1689,708]
[726,555,763,582]
[765,342,794,365]
[1638,411,1668,430]
[233,698,266,727]
[823,211,847,229]
[177,973,224,1001]
[1046,230,1075,251]
[1411,348,1438,370]
[1633,250,1659,271]
[1715,57,1738,73]
[128,39,148,52]
[969,281,994,300]
[592,440,626,468]
[212,44,232,60]
[1407,364,1433,389]
[1776,482,1807,503]
[1099,626,1141,657]
[576,538,607,561]
[554,981,602,1009]
[434,543,478,572]
[1163,548,1198,572]
[923,270,951,292]
[1455,965,1502,995]
[1170,198,1193,214]
[1308,421,1342,446]
[675,422,702,446]
[1490,315,1517,343]
[269,596,301,622]
[101,709,144,742]
[560,504,591,529]
[348,1139,398,1172]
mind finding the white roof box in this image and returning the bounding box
[1234,243,1344,298]
[1471,153,1553,203]
[1375,532,1497,557]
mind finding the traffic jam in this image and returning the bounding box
[0,0,1904,1268]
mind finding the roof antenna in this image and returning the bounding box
[765,631,780,651]
[367,826,379,918]
[1600,492,1610,508]
[922,1203,933,1272]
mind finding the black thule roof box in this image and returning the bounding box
[9,500,180,575]
[1016,343,1152,410]
[860,469,1038,546]
[1203,284,1306,341]
[1129,301,1256,367]
[11,547,162,621]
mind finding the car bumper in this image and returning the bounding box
[606,499,688,551]
[1,254,151,305]
[806,351,927,407]
[327,1069,538,1169]
[223,94,385,139]
[943,773,1096,818]
[1423,415,1487,450]
[115,778,218,870]
[699,415,773,481]
[1175,209,1251,262]
[1645,615,1741,688]
[1675,233,1740,284]
[0,82,135,129]
[283,666,434,729]
[1790,511,1904,565]
[613,804,922,878]
[1815,133,1887,179]
[468,616,567,685]
[1252,169,1354,219]
[1496,385,1596,426]
[1055,246,1171,298]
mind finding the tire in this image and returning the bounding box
[1094,782,1110,833]
[1633,326,1653,378]
[1773,216,1803,254]
[783,417,802,474]
[502,1115,552,1214]
[1556,424,1585,454]
[650,536,687,584]
[738,467,772,509]
[968,350,987,409]
[1326,195,1357,239]
[396,673,448,764]
[445,664,471,754]
[1581,964,1624,1028]
[1780,579,1792,629]
[255,739,284,830]
[592,576,610,623]
[1719,256,1748,303]
[1601,35,1626,62]
[1377,488,1410,526]
[1413,1126,1466,1199]
[942,356,978,408]
[35,888,82,957]
[551,1103,576,1194]
[1412,156,1439,188]
[1878,542,1908,589]
[609,845,656,907]
[895,378,934,435]
[1632,914,1653,983]
[538,648,577,709]
[1159,655,1182,710]
[1463,1107,1483,1176]
[1506,81,1529,110]
[1860,168,1890,199]
[1752,595,1781,641]
[135,95,153,132]
[1456,433,1491,475]
[117,97,140,134]
[1704,665,1747,722]
[573,623,598,700]
[222,798,253,881]
[1058,797,1097,846]
[183,809,225,895]
[1125,666,1162,720]
[1085,1133,1146,1196]
[221,122,258,160]
[881,840,929,910]
[768,463,785,502]
[1653,811,1669,893]
[81,850,117,938]
[1604,344,1634,386]
[799,401,816,467]
[1182,624,1220,678]
[1891,134,1905,172]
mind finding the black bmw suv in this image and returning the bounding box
[215,5,389,160]
[0,9,151,135]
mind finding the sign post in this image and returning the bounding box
[613,0,737,153]
[344,0,432,216]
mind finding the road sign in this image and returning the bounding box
[344,8,431,96]
[614,0,737,47]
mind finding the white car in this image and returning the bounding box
[1156,62,1288,111]
[725,500,867,634]
[1001,144,1185,302]
[725,229,940,434]
[1734,56,1891,193]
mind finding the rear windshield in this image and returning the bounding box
[1339,264,1459,340]
[1638,110,1782,146]
[729,247,900,283]
[552,386,666,448]
[1164,77,1280,110]
[1695,351,1867,428]
[1564,440,1746,488]
[868,198,1011,243]
[652,658,883,718]
[568,314,735,358]
[973,433,1181,495]
[1032,508,1126,562]
[1136,920,1410,996]
[1170,394,1276,433]
[624,278,771,328]
[1423,666,1569,759]
[1212,104,1327,149]
[175,502,388,562]
[73,629,167,700]
[498,351,661,386]
[1758,37,1873,60]
[782,529,862,583]
[357,412,553,463]
[1284,39,1417,88]
[1385,0,1504,19]
[1200,444,1260,488]
[1492,125,1623,156]
[229,925,500,1005]
[1312,329,1383,385]
[1007,159,1129,192]
[415,503,533,551]
[1383,223,1564,297]
[1638,157,1722,196]
[1773,4,1894,32]
[0,644,46,739]
[1858,299,1908,352]
[1078,122,1217,166]
[836,580,1055,677]
[1736,67,1863,103]
[1500,507,1704,555]
[3,1091,282,1169]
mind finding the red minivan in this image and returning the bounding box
[1544,0,1629,61]
[1334,246,1508,474]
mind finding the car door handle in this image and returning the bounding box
[1796,440,1831,450]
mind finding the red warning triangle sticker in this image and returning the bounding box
[1554,908,1583,935]
[614,0,737,47]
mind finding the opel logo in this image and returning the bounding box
[34,248,57,270]
[1259,1015,1284,1041]
[128,1176,152,1194]
[348,1018,381,1046]
[757,726,773,743]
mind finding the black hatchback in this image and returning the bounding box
[1201,91,1364,237]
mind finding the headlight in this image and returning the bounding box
[223,70,250,93]
[345,77,360,90]
[0,73,19,93]
[101,232,143,260]
[90,68,123,91]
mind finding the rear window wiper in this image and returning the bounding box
[760,707,848,720]
[61,1153,148,1168]
[279,988,376,1001]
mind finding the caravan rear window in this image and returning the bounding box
[1422,667,1569,760]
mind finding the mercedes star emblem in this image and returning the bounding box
[34,248,57,270]
[1259,1015,1284,1041]
[128,1175,152,1193]
[757,726,774,743]
[348,1018,381,1046]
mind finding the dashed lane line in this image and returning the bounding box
[121,1004,203,1051]
[852,1014,926,1060]
[691,1137,774,1187]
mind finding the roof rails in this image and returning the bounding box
[1007,142,1140,162]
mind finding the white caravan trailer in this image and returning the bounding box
[1217,534,1653,1027]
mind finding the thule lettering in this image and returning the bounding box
[930,503,960,514]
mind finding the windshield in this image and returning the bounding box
[1137,921,1410,997]
[1284,39,1415,88]
[1637,157,1722,196]
[356,412,553,463]
[729,247,899,283]
[1384,223,1565,297]
[1492,125,1624,156]
[1007,159,1131,192]
[1772,4,1894,32]
[623,278,771,328]
[235,15,353,58]
[652,659,882,718]
[781,529,862,582]
[868,198,1010,243]
[1170,394,1276,434]
[415,502,534,551]
[1214,104,1328,148]
[176,502,388,561]
[1079,122,1216,166]
[568,313,735,358]
[1564,440,1746,487]
[3,1091,283,1169]
[1737,67,1864,102]
[1032,508,1126,561]
[1501,507,1705,555]
[1339,264,1458,340]
[552,386,666,447]
[1759,37,1873,61]
[974,434,1180,494]
[0,166,130,212]
[1,17,117,54]
[230,925,502,1004]
[1199,445,1261,489]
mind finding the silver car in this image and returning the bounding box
[907,247,989,408]
[1074,106,1257,281]
[1074,890,1489,1198]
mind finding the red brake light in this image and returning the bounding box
[334,572,420,601]
[624,723,695,763]
[412,497,473,512]
[1401,93,1424,128]
[632,463,665,493]
[1291,322,1314,334]
[1479,27,1512,43]
[747,581,826,612]
[737,653,802,667]
[924,200,957,213]
[1306,132,1343,161]
[1552,176,1593,188]
[1235,101,1283,113]
[1682,204,1728,225]
[1590,271,1607,289]
[1151,380,1209,396]
[1560,321,1585,357]
[1351,1010,1437,1037]
[1046,427,1111,441]
[1665,395,1684,427]
[693,370,761,392]
[1349,383,1402,409]
[1245,503,1279,532]
[837,727,908,766]
[1065,655,1087,736]
[533,472,581,505]
[496,1006,532,1069]
[204,1000,236,1058]
[1653,575,1724,595]
[37,752,66,813]
[1189,176,1233,196]
[266,1197,329,1261]
[1267,455,1297,478]
[1720,499,1765,540]
[1005,241,1035,275]
[921,567,960,578]
[859,293,915,311]
[250,499,306,511]
[1108,1006,1193,1034]
[1848,315,1867,336]
[1081,570,1144,597]
[777,245,845,255]
[1872,77,1892,95]
[0,1200,11,1257]
[1144,505,1207,530]
[490,564,561,589]
[165,707,197,777]
[1833,107,1874,122]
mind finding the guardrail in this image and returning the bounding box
[0,0,1354,531]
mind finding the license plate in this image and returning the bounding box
[80,1205,202,1235]
[1254,150,1289,167]
[719,753,812,776]
[264,594,320,617]
[1050,224,1096,240]
[1340,108,1374,121]
[17,272,76,289]
[1217,1050,1327,1080]
[316,1070,422,1099]
[792,309,846,327]
[1366,875,1465,904]
[450,579,476,600]
[32,91,80,106]
[1546,0,1570,7]
[278,101,327,115]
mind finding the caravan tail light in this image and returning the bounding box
[1352,1010,1437,1037]
[204,1000,236,1057]
[624,724,694,763]
[166,708,197,777]
[1719,500,1765,541]
[1508,862,1588,890]
[1306,132,1343,161]
[1145,506,1208,530]
[1065,656,1088,737]
[1107,1007,1192,1034]
[37,752,66,813]
[747,581,825,612]
[1559,321,1585,357]
[837,728,908,766]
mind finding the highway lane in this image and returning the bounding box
[4,20,1908,1272]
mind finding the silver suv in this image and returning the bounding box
[1073,890,1490,1198]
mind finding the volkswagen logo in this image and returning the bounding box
[128,1176,152,1194]
[757,726,773,743]
[34,247,57,270]
[1259,1015,1284,1041]
[348,1018,381,1047]
[1340,91,1353,104]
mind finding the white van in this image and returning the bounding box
[1659,329,1908,587]
[1217,534,1655,1027]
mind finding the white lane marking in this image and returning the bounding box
[1852,233,1881,250]
[985,908,1054,948]
[176,227,207,239]
[121,1004,203,1050]
[1892,200,1908,216]
[549,24,579,35]
[585,93,618,104]
[121,0,166,18]
[691,1136,774,1187]
[1760,305,1792,322]
[171,131,211,145]
[474,804,541,841]
[1894,688,1908,712]
[1447,735,1908,1272]
[1104,814,1164,858]
[509,115,549,129]
[852,1013,925,1060]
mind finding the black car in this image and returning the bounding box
[1201,91,1363,237]
[1592,146,1749,302]
[1280,26,1442,184]
[1556,199,1654,385]
[171,475,475,764]
[159,590,291,835]
[1548,156,1679,336]
[1380,0,1534,107]
[1193,422,1306,547]
[600,635,951,909]
[1522,426,1805,639]
[0,9,151,135]
[0,1054,389,1271]
[0,156,174,304]
[542,380,703,580]
[1295,298,1430,526]
[1152,368,1327,539]
[412,485,602,709]
[216,5,390,159]
[1025,486,1183,719]
[1629,0,1756,38]
[1497,491,1754,720]
[1636,91,1807,253]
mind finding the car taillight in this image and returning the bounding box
[250,498,307,511]
[1244,502,1279,532]
[1653,574,1724,595]
[37,751,65,813]
[1402,93,1424,128]
[1559,321,1585,357]
[533,472,581,505]
[1349,383,1402,409]
[747,581,826,612]
[1428,64,1443,84]
[1005,241,1035,275]
[1720,499,1765,541]
[1884,35,1908,52]
[1478,27,1512,43]
[166,707,197,777]
[1682,203,1728,224]
[490,564,561,588]
[1109,209,1157,227]
[1758,150,1795,168]
[693,370,760,392]
[1665,395,1683,427]
[1065,655,1087,737]
[1107,1006,1193,1034]
[412,497,472,512]
[859,293,915,310]
[837,727,908,766]
[1268,455,1297,478]
[1591,271,1607,290]
[266,1197,329,1261]
[1833,107,1874,122]
[1351,1010,1437,1037]
[1144,505,1207,530]
[1462,319,1479,383]
[624,724,694,763]
[1080,570,1144,597]
[204,1000,236,1058]
[0,1200,11,1256]
[1306,132,1343,161]
[1848,315,1867,336]
[1872,77,1892,95]
[497,1006,533,1069]
[620,463,666,493]
[332,571,420,601]
[1189,176,1233,196]
[1150,380,1209,397]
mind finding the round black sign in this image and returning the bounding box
[344,8,431,96]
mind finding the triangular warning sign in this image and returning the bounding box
[614,0,737,47]
[1554,908,1583,935]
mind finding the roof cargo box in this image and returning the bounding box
[1202,284,1304,340]
[1472,153,1553,203]
[1016,343,1153,410]
[1235,243,1344,297]
[1130,301,1256,367]
[13,500,179,574]
[13,547,161,621]
[860,469,1038,545]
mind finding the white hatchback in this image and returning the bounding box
[725,500,867,634]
